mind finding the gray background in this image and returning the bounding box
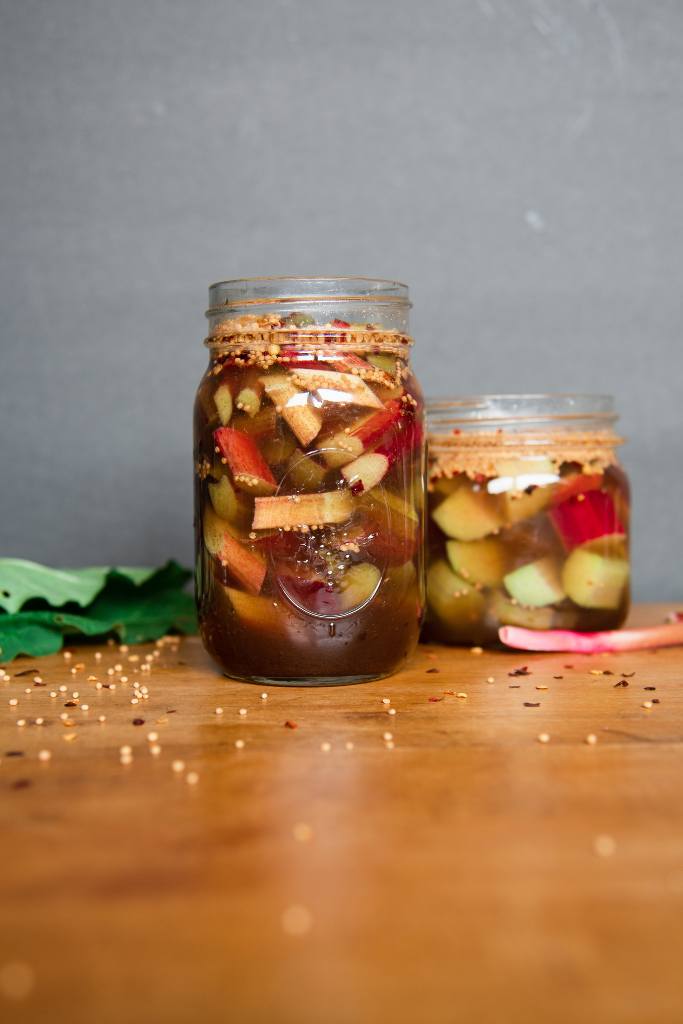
[1,0,681,599]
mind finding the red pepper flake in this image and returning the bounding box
[33,681,47,687]
[166,709,177,714]
[564,664,574,669]
[14,668,39,677]
[5,750,24,757]
[442,690,455,696]
[64,700,79,707]
[621,672,636,678]
[509,684,521,689]
[132,718,145,726]
[509,666,531,677]
[553,675,564,680]
[524,702,541,708]
[426,668,439,674]
[644,686,656,691]
[652,698,660,704]
[11,779,31,789]
[602,670,614,676]
[613,680,629,688]
[428,696,444,703]
[284,720,298,729]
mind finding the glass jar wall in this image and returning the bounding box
[195,278,425,684]
[425,395,630,646]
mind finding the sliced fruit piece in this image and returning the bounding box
[208,476,238,522]
[550,472,604,506]
[319,400,403,468]
[232,405,277,438]
[431,485,504,541]
[341,452,390,495]
[225,585,281,630]
[235,385,262,418]
[338,563,382,611]
[426,560,486,635]
[261,373,323,446]
[355,491,419,566]
[490,591,555,630]
[213,384,233,426]
[501,485,552,525]
[366,353,398,374]
[213,427,276,496]
[562,546,629,609]
[289,368,383,409]
[504,557,565,607]
[492,457,558,492]
[445,538,507,587]
[550,489,624,550]
[285,449,328,492]
[252,489,353,531]
[203,506,266,594]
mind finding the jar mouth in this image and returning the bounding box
[207,276,410,313]
[427,393,618,430]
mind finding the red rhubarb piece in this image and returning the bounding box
[550,489,624,550]
[550,473,604,506]
[203,507,266,594]
[214,427,276,496]
[353,399,403,449]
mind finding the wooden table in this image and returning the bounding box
[1,605,682,1023]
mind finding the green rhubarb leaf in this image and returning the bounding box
[0,559,162,614]
[0,561,196,661]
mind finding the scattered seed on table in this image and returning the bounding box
[16,720,26,727]
[320,742,332,752]
[35,717,44,726]
[345,741,354,751]
[147,732,159,743]
[614,680,629,688]
[524,702,541,708]
[150,744,162,757]
[381,698,391,705]
[487,676,495,684]
[98,715,106,723]
[388,708,397,716]
[642,701,653,709]
[383,731,393,741]
[284,720,298,729]
[234,739,245,750]
[585,734,598,745]
[553,675,564,680]
[537,733,550,744]
[215,707,224,716]
[535,685,548,691]
[80,704,89,712]
[293,822,313,842]
[594,834,617,858]
[239,708,247,717]
[120,754,133,765]
[38,749,52,762]
[49,691,57,698]
[172,760,185,773]
[186,772,199,785]
[260,692,268,700]
[8,699,18,707]
[59,685,67,692]
[470,647,483,655]
[456,692,468,699]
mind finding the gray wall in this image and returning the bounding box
[1,0,681,600]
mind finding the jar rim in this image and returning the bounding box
[427,393,617,426]
[207,276,410,312]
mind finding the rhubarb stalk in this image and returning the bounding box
[499,621,683,654]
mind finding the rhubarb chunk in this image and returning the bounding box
[341,452,390,495]
[261,374,323,446]
[252,489,353,531]
[501,486,552,525]
[562,545,629,609]
[285,449,328,492]
[550,489,624,550]
[203,506,266,594]
[491,591,555,630]
[431,484,504,541]
[235,385,261,418]
[214,427,276,496]
[289,369,383,409]
[338,563,382,611]
[446,538,507,587]
[550,472,604,506]
[213,384,233,426]
[504,557,565,608]
[427,560,486,636]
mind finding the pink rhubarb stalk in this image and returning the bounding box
[499,622,683,654]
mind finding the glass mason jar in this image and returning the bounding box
[195,277,425,684]
[425,395,630,646]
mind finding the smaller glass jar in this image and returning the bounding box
[425,395,630,646]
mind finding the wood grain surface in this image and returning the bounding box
[1,605,682,1024]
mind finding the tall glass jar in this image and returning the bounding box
[425,395,630,646]
[195,277,425,684]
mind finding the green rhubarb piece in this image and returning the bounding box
[213,384,233,426]
[501,485,552,524]
[366,353,398,374]
[562,546,629,609]
[208,476,239,522]
[285,449,328,492]
[445,538,507,588]
[236,386,261,418]
[261,434,297,464]
[490,591,555,630]
[426,560,486,635]
[431,485,504,541]
[504,557,565,607]
[338,562,382,611]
